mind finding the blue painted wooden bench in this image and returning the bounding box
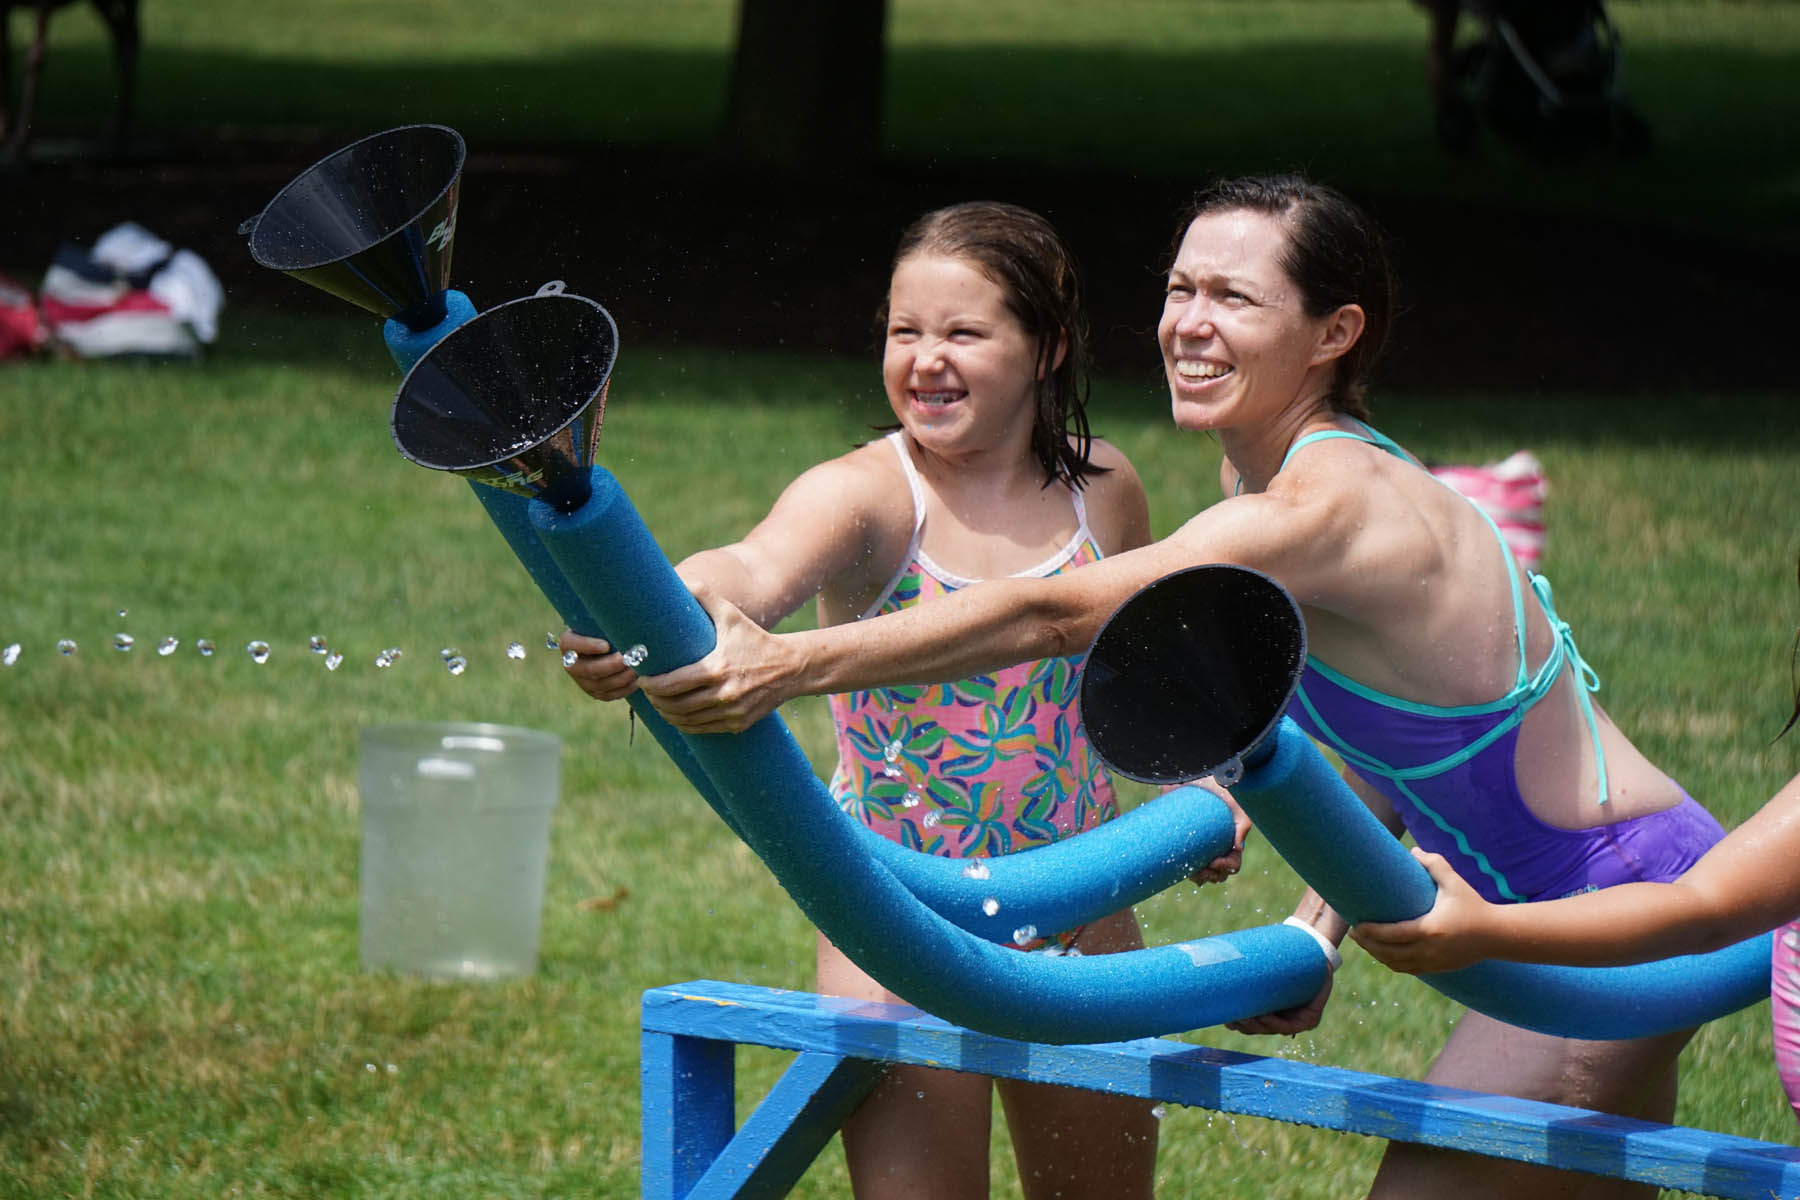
[641,979,1800,1200]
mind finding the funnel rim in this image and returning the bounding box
[244,123,467,273]
[1080,563,1306,785]
[388,290,620,475]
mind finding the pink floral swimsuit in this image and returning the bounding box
[827,434,1120,944]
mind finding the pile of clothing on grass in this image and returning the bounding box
[1432,450,1548,568]
[0,222,223,362]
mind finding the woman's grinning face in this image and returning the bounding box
[1158,208,1338,435]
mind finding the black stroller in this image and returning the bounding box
[1419,0,1652,158]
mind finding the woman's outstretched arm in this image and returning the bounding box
[636,483,1338,733]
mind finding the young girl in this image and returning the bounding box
[563,201,1205,1199]
[1353,574,1800,1123]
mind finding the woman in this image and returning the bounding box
[640,175,1725,1198]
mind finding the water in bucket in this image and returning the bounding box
[358,722,561,981]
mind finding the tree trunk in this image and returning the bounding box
[723,0,888,166]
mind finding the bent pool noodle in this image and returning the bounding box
[525,465,1332,1042]
[467,468,1238,945]
[1233,718,1774,1041]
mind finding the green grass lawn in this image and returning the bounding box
[1,309,1797,1196]
[5,1,1800,1194]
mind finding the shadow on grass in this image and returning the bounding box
[11,32,1799,393]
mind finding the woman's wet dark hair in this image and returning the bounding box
[1174,175,1397,421]
[883,201,1103,489]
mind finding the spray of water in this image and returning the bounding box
[5,622,573,679]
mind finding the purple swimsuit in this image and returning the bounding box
[1280,424,1724,904]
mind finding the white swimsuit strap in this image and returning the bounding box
[856,432,929,620]
[878,434,1096,604]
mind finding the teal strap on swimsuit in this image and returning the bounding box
[1523,571,1610,805]
[1282,424,1411,465]
[1237,423,1416,494]
[1269,421,1610,807]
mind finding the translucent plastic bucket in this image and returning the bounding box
[358,722,561,981]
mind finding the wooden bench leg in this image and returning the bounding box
[641,1029,735,1200]
[642,1029,886,1200]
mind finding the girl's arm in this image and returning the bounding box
[1352,770,1800,974]
[563,450,900,701]
[669,453,896,630]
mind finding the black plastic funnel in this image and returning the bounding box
[1079,564,1306,784]
[240,124,465,331]
[390,284,618,512]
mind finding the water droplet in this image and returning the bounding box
[902,791,922,808]
[545,632,558,651]
[922,810,941,828]
[506,641,527,660]
[325,652,344,671]
[620,644,648,668]
[981,896,1000,916]
[385,1063,397,1075]
[444,654,468,677]
[117,608,128,619]
[962,860,990,880]
[364,1062,376,1074]
[157,637,179,656]
[440,647,457,662]
[883,739,903,762]
[562,650,578,668]
[309,635,328,654]
[2,643,19,666]
[915,1091,926,1100]
[57,638,77,656]
[196,639,215,657]
[113,632,135,652]
[1011,925,1038,946]
[882,764,904,780]
[375,649,396,669]
[247,640,271,664]
[1151,1104,1167,1121]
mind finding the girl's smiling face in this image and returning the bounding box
[1158,208,1345,435]
[883,252,1044,461]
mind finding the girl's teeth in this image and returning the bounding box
[1176,361,1230,380]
